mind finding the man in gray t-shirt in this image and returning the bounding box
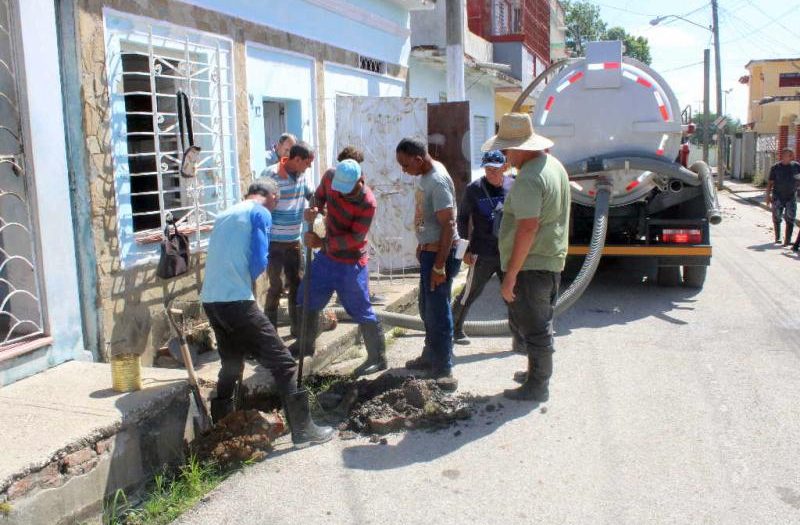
[396,137,461,387]
[414,161,458,245]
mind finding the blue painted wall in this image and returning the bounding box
[180,0,412,66]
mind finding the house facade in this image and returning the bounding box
[1,0,432,385]
[743,58,800,155]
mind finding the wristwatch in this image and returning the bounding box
[432,265,446,276]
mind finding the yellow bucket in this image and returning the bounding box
[111,353,142,393]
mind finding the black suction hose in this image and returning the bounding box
[329,184,613,335]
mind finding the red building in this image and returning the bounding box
[467,0,551,79]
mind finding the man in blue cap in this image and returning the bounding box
[452,149,513,344]
[294,153,387,376]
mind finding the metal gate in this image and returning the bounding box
[756,133,778,183]
[0,0,45,351]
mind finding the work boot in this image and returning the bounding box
[288,309,321,358]
[353,322,387,377]
[405,352,432,371]
[785,223,794,247]
[504,353,552,402]
[774,221,782,244]
[282,389,334,447]
[289,305,300,338]
[430,367,458,392]
[210,397,235,425]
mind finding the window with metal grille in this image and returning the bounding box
[778,72,800,88]
[105,11,239,267]
[0,0,46,350]
[359,56,386,75]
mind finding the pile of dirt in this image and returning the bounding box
[310,375,484,436]
[193,410,286,467]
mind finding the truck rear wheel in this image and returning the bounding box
[656,266,681,287]
[682,265,707,289]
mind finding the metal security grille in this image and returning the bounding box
[359,56,386,75]
[106,13,238,262]
[0,0,46,349]
[756,133,777,182]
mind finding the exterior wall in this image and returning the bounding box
[746,61,800,134]
[408,57,496,179]
[0,0,87,386]
[323,64,404,166]
[549,0,567,61]
[72,0,409,365]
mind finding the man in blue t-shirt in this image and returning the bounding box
[201,180,332,447]
[452,150,513,345]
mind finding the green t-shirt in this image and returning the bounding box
[499,154,571,273]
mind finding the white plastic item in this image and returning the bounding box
[312,215,327,238]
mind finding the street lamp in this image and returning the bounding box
[650,15,712,33]
[651,7,725,189]
[723,88,733,115]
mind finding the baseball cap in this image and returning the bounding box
[332,159,361,193]
[481,150,506,168]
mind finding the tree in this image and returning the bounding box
[689,112,742,146]
[562,2,652,65]
[604,26,652,65]
[563,1,607,57]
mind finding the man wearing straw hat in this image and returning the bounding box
[482,112,570,402]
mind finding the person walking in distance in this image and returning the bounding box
[452,150,513,345]
[260,141,315,335]
[766,148,800,246]
[395,137,461,386]
[484,113,570,402]
[201,179,333,446]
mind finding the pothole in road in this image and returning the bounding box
[193,373,487,465]
[305,374,487,437]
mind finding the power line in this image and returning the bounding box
[660,60,705,73]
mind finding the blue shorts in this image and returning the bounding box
[296,252,377,325]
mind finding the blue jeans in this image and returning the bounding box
[297,252,377,324]
[418,249,461,371]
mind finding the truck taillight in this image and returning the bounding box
[662,229,702,244]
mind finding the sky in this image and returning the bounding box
[590,0,800,124]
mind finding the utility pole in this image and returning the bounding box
[711,0,724,188]
[703,48,710,164]
[446,0,466,102]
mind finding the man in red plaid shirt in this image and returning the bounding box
[293,154,387,376]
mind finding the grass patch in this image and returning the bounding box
[0,502,11,516]
[102,455,226,525]
[752,172,767,188]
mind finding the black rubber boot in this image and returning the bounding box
[288,309,320,358]
[210,397,235,425]
[774,221,782,244]
[451,301,470,345]
[785,223,794,247]
[504,352,552,402]
[283,389,334,447]
[354,322,388,377]
[405,352,432,371]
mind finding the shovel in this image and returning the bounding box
[166,303,212,432]
[296,216,315,389]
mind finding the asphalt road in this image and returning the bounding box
[177,192,800,525]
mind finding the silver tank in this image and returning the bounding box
[533,41,684,207]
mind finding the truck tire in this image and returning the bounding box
[682,265,707,289]
[657,266,681,287]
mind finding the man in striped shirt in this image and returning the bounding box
[261,142,315,335]
[295,154,387,376]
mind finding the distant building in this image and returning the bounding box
[742,58,800,154]
[466,0,551,120]
[550,0,567,62]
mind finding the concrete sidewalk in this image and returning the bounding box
[0,362,190,524]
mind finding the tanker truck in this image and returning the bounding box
[521,40,721,299]
[330,41,721,337]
